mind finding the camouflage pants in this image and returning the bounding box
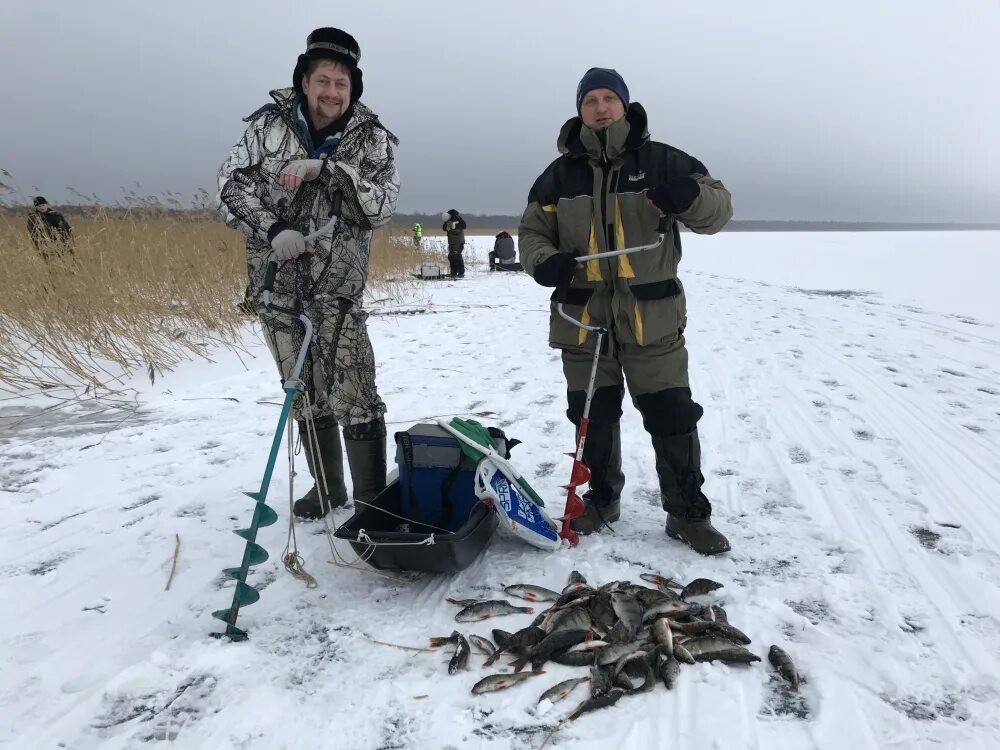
[259,296,386,426]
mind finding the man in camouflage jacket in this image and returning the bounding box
[218,27,399,519]
[519,68,732,554]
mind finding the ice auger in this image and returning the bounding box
[212,199,341,641]
[554,215,669,546]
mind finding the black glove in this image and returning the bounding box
[647,176,700,215]
[532,252,578,287]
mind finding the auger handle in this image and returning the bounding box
[557,213,671,330]
[304,191,342,242]
[571,214,671,263]
[263,260,278,295]
[261,191,344,309]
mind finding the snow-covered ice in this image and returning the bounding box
[2,232,999,749]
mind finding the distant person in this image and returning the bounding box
[442,209,466,278]
[412,221,422,247]
[519,67,733,555]
[27,196,73,259]
[489,230,518,271]
[217,26,400,520]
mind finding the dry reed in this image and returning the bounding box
[0,204,444,400]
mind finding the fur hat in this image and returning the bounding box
[292,27,363,102]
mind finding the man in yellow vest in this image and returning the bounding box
[518,68,733,555]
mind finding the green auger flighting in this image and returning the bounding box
[212,204,342,641]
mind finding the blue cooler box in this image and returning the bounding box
[394,422,504,532]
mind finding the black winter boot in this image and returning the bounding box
[570,422,625,535]
[294,415,350,520]
[343,417,388,504]
[651,430,731,555]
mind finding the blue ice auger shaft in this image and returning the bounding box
[211,264,312,641]
[212,194,341,641]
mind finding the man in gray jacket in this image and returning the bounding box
[489,231,517,271]
[519,68,732,555]
[218,27,400,519]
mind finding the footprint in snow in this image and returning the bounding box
[788,446,811,464]
[25,550,77,576]
[785,598,834,625]
[908,525,946,553]
[759,676,811,720]
[880,692,970,722]
[637,487,661,507]
[534,462,556,478]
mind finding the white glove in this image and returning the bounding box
[270,229,307,261]
[278,159,324,189]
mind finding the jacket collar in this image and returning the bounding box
[266,87,398,146]
[557,102,650,161]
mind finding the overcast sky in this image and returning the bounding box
[1,0,997,221]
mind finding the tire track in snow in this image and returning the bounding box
[687,272,1000,745]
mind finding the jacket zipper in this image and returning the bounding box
[280,106,342,301]
[598,131,613,252]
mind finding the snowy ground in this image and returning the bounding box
[2,233,1000,749]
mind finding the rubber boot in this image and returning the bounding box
[570,422,625,535]
[343,417,388,504]
[651,430,731,555]
[293,415,350,520]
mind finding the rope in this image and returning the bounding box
[299,393,415,583]
[280,392,452,587]
[282,413,317,588]
[360,634,435,653]
[351,497,455,535]
[356,529,436,547]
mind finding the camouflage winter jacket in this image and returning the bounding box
[217,88,400,304]
[519,103,731,349]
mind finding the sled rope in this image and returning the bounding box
[283,415,317,589]
[296,394,417,584]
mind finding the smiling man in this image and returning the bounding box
[518,67,733,555]
[217,27,400,520]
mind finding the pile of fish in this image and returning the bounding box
[429,571,801,721]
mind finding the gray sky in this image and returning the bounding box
[1,0,997,221]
